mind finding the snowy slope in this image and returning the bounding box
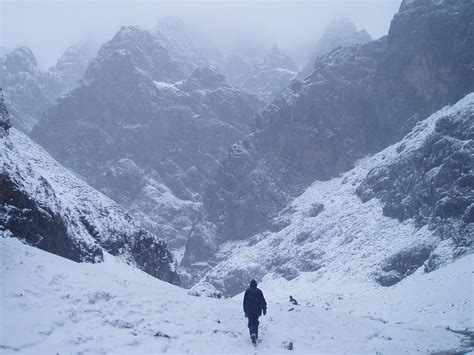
[190,93,474,297]
[1,127,178,284]
[1,236,471,354]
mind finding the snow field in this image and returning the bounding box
[1,237,471,354]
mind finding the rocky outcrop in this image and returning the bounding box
[185,0,474,273]
[32,26,264,248]
[222,45,298,102]
[357,95,474,281]
[0,165,103,263]
[0,123,179,285]
[298,18,372,79]
[1,90,89,261]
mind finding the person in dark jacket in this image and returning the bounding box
[243,279,267,344]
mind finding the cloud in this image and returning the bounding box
[1,0,400,68]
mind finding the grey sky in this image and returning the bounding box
[1,0,400,69]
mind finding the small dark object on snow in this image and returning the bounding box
[289,295,298,305]
[243,279,267,344]
[154,331,171,339]
[283,340,294,350]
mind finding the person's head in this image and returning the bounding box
[250,279,257,288]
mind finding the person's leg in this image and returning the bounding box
[255,317,259,339]
[248,315,258,340]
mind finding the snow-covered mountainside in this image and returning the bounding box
[0,40,98,133]
[222,45,298,102]
[298,17,372,80]
[0,99,179,284]
[1,236,471,354]
[32,26,264,249]
[188,93,474,296]
[188,0,474,275]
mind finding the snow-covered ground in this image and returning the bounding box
[1,237,471,354]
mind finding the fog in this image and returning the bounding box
[1,0,400,69]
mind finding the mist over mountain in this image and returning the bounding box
[222,45,298,102]
[298,17,372,79]
[0,39,99,132]
[1,0,473,353]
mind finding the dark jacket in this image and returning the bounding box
[243,284,267,317]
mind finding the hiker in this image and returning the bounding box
[243,279,267,345]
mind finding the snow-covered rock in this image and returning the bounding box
[0,98,179,284]
[356,94,474,284]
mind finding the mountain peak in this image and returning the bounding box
[297,17,372,79]
[3,47,37,74]
[85,25,183,82]
[116,25,146,38]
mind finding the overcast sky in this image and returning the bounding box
[1,0,400,69]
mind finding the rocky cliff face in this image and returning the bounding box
[222,45,298,102]
[298,18,372,79]
[184,0,474,279]
[356,97,473,284]
[0,97,179,284]
[32,26,264,249]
